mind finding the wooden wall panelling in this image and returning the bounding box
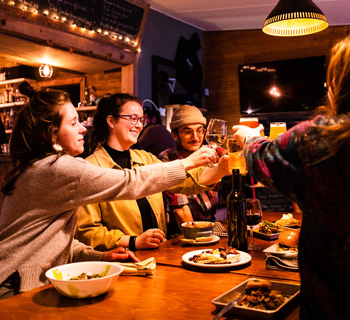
[85,70,122,98]
[203,26,350,130]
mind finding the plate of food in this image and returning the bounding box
[182,247,251,268]
[212,278,300,319]
[263,229,299,258]
[180,235,220,245]
[253,221,284,240]
[274,213,300,228]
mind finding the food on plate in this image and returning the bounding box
[274,213,300,227]
[181,235,215,244]
[189,247,240,264]
[183,221,214,228]
[256,220,283,234]
[238,279,291,310]
[70,272,105,280]
[276,229,299,252]
[195,236,215,242]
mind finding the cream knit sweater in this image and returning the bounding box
[0,155,186,292]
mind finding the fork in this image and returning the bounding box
[212,293,245,320]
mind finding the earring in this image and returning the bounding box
[53,143,63,152]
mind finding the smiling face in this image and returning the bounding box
[107,101,144,151]
[174,123,205,156]
[56,103,87,156]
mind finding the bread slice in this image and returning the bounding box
[246,279,271,290]
[195,236,214,242]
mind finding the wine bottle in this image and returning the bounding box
[227,169,248,251]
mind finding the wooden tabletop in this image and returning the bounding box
[0,211,302,320]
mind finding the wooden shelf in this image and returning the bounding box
[0,101,25,109]
[76,106,97,112]
[0,78,36,86]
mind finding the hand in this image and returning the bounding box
[102,247,140,262]
[181,146,216,171]
[232,124,264,147]
[216,154,230,176]
[135,228,165,250]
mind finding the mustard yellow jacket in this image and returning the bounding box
[76,146,211,250]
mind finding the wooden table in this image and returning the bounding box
[0,212,302,320]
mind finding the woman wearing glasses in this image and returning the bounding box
[76,94,229,251]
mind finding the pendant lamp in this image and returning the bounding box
[262,0,328,37]
[39,64,53,78]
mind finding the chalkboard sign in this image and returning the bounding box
[25,0,147,40]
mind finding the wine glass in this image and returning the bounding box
[246,198,262,251]
[205,119,227,166]
[205,119,227,149]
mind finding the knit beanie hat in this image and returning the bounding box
[170,105,207,130]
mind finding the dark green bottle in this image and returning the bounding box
[227,169,248,251]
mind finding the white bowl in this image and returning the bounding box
[45,261,123,298]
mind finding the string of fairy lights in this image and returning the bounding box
[1,0,141,52]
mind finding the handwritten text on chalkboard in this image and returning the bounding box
[22,0,145,39]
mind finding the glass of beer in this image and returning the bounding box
[269,122,287,139]
[239,117,260,128]
[227,135,246,175]
[239,117,264,136]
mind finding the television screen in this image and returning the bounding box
[239,56,327,114]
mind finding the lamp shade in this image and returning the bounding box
[262,0,328,37]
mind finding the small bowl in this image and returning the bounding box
[45,261,123,298]
[181,221,214,239]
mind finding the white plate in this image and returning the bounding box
[180,235,220,245]
[263,244,298,258]
[182,249,252,268]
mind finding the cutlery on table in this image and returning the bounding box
[212,293,245,320]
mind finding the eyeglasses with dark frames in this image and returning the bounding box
[116,115,147,127]
[178,127,206,137]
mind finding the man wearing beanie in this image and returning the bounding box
[158,105,227,237]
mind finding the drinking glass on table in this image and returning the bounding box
[205,119,227,166]
[227,135,246,175]
[246,198,262,251]
[269,122,287,139]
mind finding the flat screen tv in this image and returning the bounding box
[239,56,327,114]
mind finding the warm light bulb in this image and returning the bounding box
[39,64,53,78]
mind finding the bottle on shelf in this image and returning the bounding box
[4,111,10,130]
[84,86,90,106]
[15,89,21,102]
[227,169,248,251]
[4,85,10,104]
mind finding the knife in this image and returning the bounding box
[212,293,245,320]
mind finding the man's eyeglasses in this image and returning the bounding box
[116,115,147,127]
[178,128,206,137]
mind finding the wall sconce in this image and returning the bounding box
[262,0,328,37]
[39,64,53,78]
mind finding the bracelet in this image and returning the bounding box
[129,236,137,251]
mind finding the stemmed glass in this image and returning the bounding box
[205,119,227,166]
[246,198,262,251]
